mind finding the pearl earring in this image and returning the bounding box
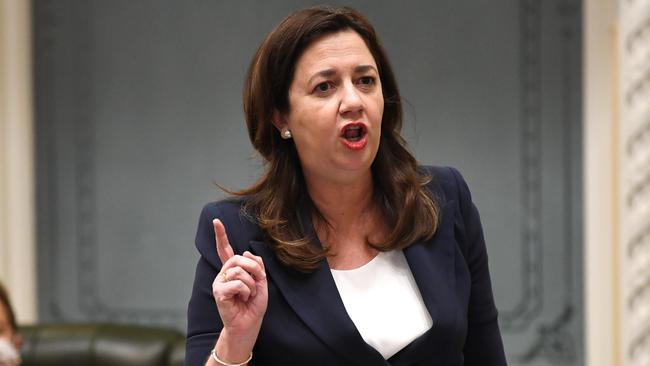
[282,128,292,139]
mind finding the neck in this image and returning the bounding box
[304,169,375,229]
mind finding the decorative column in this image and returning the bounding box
[0,0,37,323]
[619,1,650,365]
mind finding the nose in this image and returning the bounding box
[339,80,363,116]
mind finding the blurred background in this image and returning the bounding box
[0,0,647,365]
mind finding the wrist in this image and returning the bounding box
[215,328,257,364]
[211,348,252,366]
[221,322,261,344]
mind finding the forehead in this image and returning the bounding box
[295,30,377,75]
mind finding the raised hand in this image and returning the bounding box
[210,219,268,363]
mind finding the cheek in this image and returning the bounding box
[378,100,384,122]
[291,100,337,133]
[371,95,384,127]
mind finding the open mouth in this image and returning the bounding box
[341,123,367,142]
[340,123,369,150]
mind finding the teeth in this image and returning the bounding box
[343,125,363,134]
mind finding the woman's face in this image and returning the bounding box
[278,29,384,184]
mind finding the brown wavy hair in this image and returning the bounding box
[0,282,17,332]
[236,5,439,272]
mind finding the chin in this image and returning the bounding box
[338,154,376,174]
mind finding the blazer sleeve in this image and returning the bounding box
[185,203,225,366]
[449,167,508,365]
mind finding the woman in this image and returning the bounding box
[0,283,21,366]
[186,5,506,366]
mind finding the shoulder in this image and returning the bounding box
[198,197,248,222]
[419,165,473,207]
[195,197,262,265]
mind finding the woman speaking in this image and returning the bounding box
[186,5,507,366]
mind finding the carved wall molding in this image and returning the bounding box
[620,0,650,365]
[507,1,582,363]
[499,0,544,331]
[502,1,580,350]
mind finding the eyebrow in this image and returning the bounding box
[307,65,378,85]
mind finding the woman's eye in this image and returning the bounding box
[358,76,375,87]
[314,82,331,93]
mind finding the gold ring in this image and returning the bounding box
[221,269,228,281]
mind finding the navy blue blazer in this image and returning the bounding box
[185,166,507,365]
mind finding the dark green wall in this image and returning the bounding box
[33,1,583,365]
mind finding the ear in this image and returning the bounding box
[271,109,288,132]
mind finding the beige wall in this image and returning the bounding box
[584,0,618,363]
[0,0,37,323]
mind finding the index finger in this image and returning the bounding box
[213,219,234,265]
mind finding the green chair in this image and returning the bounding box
[18,323,185,366]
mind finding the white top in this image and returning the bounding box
[330,250,433,359]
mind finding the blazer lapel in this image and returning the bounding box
[249,239,386,365]
[397,203,460,364]
[403,203,457,321]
